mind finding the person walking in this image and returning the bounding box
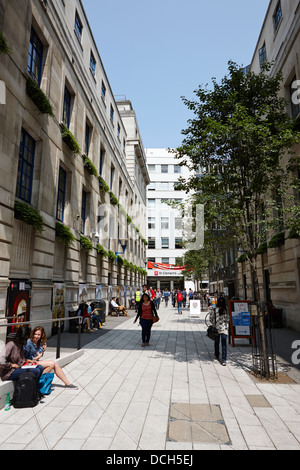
[177,290,183,315]
[134,293,159,347]
[209,296,229,366]
[163,288,170,307]
[135,289,141,312]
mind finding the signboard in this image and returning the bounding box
[189,300,201,317]
[6,280,32,335]
[228,300,255,347]
[148,269,183,277]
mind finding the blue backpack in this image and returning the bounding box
[39,372,54,395]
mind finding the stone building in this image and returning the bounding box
[0,0,149,345]
[237,0,300,331]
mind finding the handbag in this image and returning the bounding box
[38,372,54,395]
[207,309,219,341]
[152,315,159,323]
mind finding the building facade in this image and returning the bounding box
[145,148,202,292]
[0,0,148,346]
[215,0,300,331]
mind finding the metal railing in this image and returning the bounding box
[0,316,83,359]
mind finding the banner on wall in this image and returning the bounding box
[147,262,184,271]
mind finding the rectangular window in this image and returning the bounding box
[161,238,169,249]
[162,257,169,264]
[81,189,87,234]
[110,165,115,190]
[85,122,91,155]
[90,51,96,76]
[99,147,105,176]
[273,1,282,32]
[148,164,155,173]
[75,11,83,41]
[259,43,267,69]
[161,164,168,173]
[101,81,106,101]
[27,27,43,86]
[16,128,36,203]
[62,86,71,128]
[174,165,181,174]
[175,237,182,249]
[148,199,155,208]
[56,167,66,222]
[148,237,156,249]
[110,105,114,124]
[175,217,182,229]
[161,217,169,230]
[117,123,121,139]
[148,217,155,229]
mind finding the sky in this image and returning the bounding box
[82,0,270,150]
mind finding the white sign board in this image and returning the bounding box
[189,300,201,317]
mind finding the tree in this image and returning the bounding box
[174,62,300,377]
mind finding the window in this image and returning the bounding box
[81,189,87,234]
[290,75,300,119]
[175,237,182,249]
[101,81,106,102]
[16,128,35,203]
[27,27,43,86]
[148,217,155,229]
[62,86,71,128]
[74,11,83,41]
[99,146,105,176]
[117,123,121,139]
[148,164,155,173]
[175,217,182,229]
[56,167,66,222]
[110,105,114,124]
[259,43,267,69]
[148,199,155,208]
[162,258,169,264]
[273,1,282,32]
[85,122,91,155]
[148,183,155,191]
[174,165,181,174]
[148,237,156,249]
[161,164,168,173]
[148,257,155,263]
[161,217,169,230]
[161,238,169,249]
[110,165,115,190]
[90,51,96,76]
[158,182,169,191]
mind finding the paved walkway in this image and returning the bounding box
[0,305,300,451]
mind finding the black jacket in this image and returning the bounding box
[135,300,158,321]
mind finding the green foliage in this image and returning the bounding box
[96,243,108,257]
[98,176,110,193]
[109,191,119,206]
[26,77,54,116]
[61,124,81,154]
[268,232,285,248]
[108,250,117,261]
[256,242,268,255]
[55,222,76,247]
[82,154,98,176]
[288,227,300,239]
[80,235,93,252]
[14,200,44,233]
[116,255,124,265]
[0,31,11,54]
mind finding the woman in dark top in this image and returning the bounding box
[134,293,159,347]
[0,326,44,382]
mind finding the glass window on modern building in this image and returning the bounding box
[148,237,156,249]
[161,237,169,249]
[148,217,155,229]
[273,1,282,32]
[16,128,36,204]
[161,164,168,173]
[161,217,169,230]
[27,27,43,86]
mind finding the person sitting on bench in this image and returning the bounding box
[111,297,128,316]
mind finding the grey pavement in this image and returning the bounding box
[0,304,300,451]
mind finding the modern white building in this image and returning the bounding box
[145,148,197,291]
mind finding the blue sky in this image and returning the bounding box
[82,0,270,149]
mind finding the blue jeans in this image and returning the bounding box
[10,365,44,381]
[177,301,183,314]
[140,318,153,344]
[214,334,227,363]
